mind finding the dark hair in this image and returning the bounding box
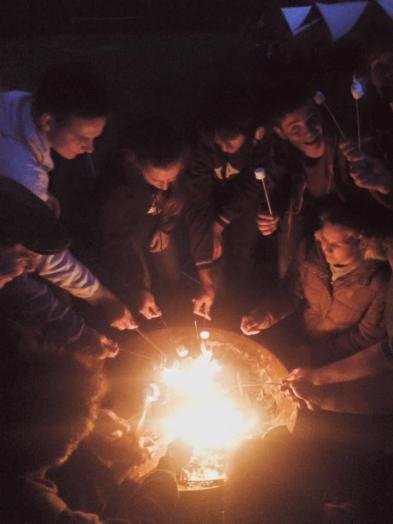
[365,38,393,68]
[270,81,316,126]
[197,87,261,144]
[0,339,106,475]
[317,195,372,237]
[122,117,188,169]
[33,63,110,124]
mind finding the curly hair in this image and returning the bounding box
[0,338,107,475]
[32,62,110,124]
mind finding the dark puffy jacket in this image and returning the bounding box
[100,165,184,300]
[186,135,274,269]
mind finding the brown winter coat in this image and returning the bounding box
[273,244,390,365]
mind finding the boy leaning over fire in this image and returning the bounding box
[186,86,277,320]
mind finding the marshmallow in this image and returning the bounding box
[351,76,365,100]
[200,330,210,340]
[255,168,266,181]
[314,91,326,105]
[176,345,189,358]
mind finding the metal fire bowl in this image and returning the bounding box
[131,327,298,488]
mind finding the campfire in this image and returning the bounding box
[133,328,297,489]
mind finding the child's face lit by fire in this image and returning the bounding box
[141,160,183,191]
[314,222,362,266]
[274,103,325,159]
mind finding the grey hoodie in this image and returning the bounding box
[0,91,53,200]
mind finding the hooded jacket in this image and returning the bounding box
[186,135,272,269]
[0,91,52,200]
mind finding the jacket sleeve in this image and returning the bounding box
[215,168,260,226]
[0,137,49,200]
[331,269,389,358]
[0,274,92,346]
[35,250,104,301]
[264,242,306,324]
[185,146,216,268]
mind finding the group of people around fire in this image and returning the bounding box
[1,37,393,523]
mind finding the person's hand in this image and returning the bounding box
[281,367,320,410]
[94,409,132,442]
[339,141,392,195]
[139,290,162,319]
[192,285,215,320]
[93,290,138,330]
[285,380,321,411]
[84,332,120,360]
[240,310,274,335]
[149,230,170,253]
[257,213,279,236]
[284,367,316,384]
[110,305,138,330]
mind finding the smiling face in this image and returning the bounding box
[314,222,362,266]
[40,114,107,159]
[274,102,325,159]
[141,160,184,191]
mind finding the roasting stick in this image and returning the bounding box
[314,91,347,140]
[135,327,166,365]
[351,75,365,152]
[255,168,273,216]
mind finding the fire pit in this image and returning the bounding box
[129,327,297,490]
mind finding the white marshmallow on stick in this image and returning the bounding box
[351,75,365,151]
[255,168,273,216]
[314,91,347,141]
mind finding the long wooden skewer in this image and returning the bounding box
[135,327,166,364]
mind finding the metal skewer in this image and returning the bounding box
[229,382,282,390]
[314,91,347,141]
[355,99,361,151]
[351,75,365,152]
[159,316,169,329]
[135,327,166,365]
[119,346,157,363]
[194,320,199,341]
